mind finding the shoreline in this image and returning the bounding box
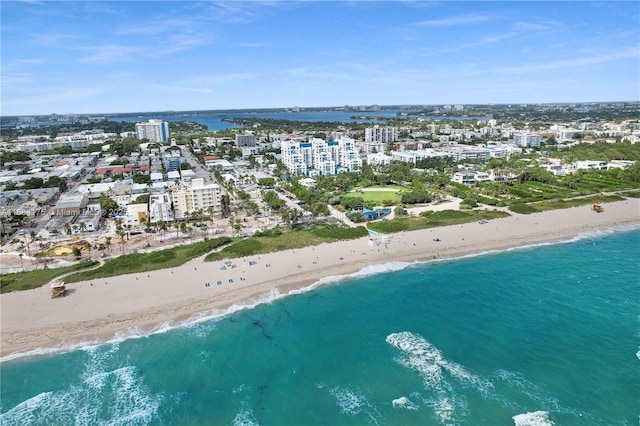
[2,199,639,360]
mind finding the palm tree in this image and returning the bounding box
[116,229,126,254]
[84,242,92,258]
[79,222,87,235]
[104,236,112,255]
[50,229,59,241]
[23,235,34,266]
[19,253,24,271]
[173,219,180,238]
[64,222,72,236]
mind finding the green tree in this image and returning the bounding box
[99,196,120,217]
[258,177,276,187]
[135,193,150,204]
[339,196,364,210]
[132,173,151,185]
[22,177,44,189]
[104,236,112,255]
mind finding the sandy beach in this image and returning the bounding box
[2,199,638,359]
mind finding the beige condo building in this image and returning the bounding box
[171,178,222,219]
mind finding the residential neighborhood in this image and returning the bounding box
[1,103,639,272]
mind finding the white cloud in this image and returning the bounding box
[499,47,639,73]
[117,18,201,35]
[238,42,269,48]
[79,45,145,64]
[415,13,500,27]
[3,86,103,109]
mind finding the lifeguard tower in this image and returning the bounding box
[51,281,66,298]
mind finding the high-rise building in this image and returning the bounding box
[513,133,541,147]
[136,119,170,143]
[281,137,362,177]
[365,126,398,144]
[171,178,222,219]
[235,133,257,147]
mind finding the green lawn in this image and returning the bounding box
[205,225,368,261]
[367,209,511,233]
[346,188,403,204]
[64,237,232,283]
[509,194,625,214]
[0,260,99,293]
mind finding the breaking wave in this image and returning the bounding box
[0,344,162,425]
[513,410,554,426]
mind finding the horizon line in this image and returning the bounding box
[2,100,639,119]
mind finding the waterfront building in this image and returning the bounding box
[149,193,174,223]
[170,178,221,219]
[136,119,170,143]
[281,137,362,176]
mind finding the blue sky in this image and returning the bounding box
[2,1,638,115]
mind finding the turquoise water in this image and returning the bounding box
[2,227,639,425]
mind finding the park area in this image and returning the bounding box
[346,186,404,205]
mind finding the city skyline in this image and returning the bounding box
[2,1,638,116]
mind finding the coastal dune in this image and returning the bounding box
[2,199,638,358]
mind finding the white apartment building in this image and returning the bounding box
[171,178,222,219]
[136,119,170,143]
[365,126,398,143]
[442,145,491,162]
[281,137,362,176]
[513,133,541,147]
[390,149,449,164]
[366,152,393,166]
[149,193,174,223]
[485,143,522,158]
[359,141,388,154]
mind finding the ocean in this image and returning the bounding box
[1,226,638,425]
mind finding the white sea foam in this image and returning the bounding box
[440,223,640,263]
[386,331,493,423]
[329,386,380,423]
[513,410,554,426]
[233,401,260,426]
[288,260,416,296]
[392,396,418,410]
[386,332,488,388]
[0,363,162,426]
[330,387,369,415]
[493,370,587,420]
